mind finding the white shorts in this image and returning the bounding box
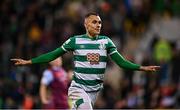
[68,81,99,109]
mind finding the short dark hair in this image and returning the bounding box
[85,12,99,18]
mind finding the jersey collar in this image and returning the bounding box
[85,34,98,40]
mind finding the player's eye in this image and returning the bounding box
[92,20,101,25]
[92,20,97,24]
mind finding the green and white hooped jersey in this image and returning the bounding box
[61,34,117,92]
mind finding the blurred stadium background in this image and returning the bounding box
[0,0,179,109]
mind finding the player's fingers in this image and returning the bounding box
[152,68,156,72]
[153,66,160,68]
[10,59,21,61]
[10,58,19,60]
[14,62,18,65]
[15,62,22,65]
[151,66,160,72]
[149,68,154,72]
[153,66,161,70]
[149,66,160,70]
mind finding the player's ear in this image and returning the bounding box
[84,19,87,28]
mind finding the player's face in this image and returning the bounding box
[84,15,102,36]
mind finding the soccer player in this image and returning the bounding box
[11,12,160,109]
[40,57,69,109]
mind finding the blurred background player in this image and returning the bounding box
[40,57,70,109]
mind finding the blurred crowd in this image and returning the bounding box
[0,0,179,109]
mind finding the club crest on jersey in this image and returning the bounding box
[99,42,106,50]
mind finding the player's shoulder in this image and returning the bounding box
[43,69,53,75]
[67,34,85,41]
[71,34,85,38]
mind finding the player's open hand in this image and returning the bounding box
[10,58,32,66]
[140,66,160,72]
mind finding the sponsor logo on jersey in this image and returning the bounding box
[86,53,100,65]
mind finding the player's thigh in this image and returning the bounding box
[68,86,92,109]
[87,91,100,106]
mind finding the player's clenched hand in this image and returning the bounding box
[140,66,160,72]
[10,58,32,65]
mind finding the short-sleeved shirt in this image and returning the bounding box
[41,66,67,85]
[41,69,53,85]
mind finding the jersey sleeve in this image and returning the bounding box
[41,70,53,85]
[110,52,140,70]
[61,37,75,52]
[31,47,65,64]
[106,37,117,55]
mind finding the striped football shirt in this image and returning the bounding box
[61,34,117,92]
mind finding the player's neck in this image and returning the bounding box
[86,32,98,39]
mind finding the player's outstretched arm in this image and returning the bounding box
[10,59,32,65]
[110,51,160,72]
[110,51,140,70]
[11,47,66,66]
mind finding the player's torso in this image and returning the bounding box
[71,34,109,92]
[73,35,108,73]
